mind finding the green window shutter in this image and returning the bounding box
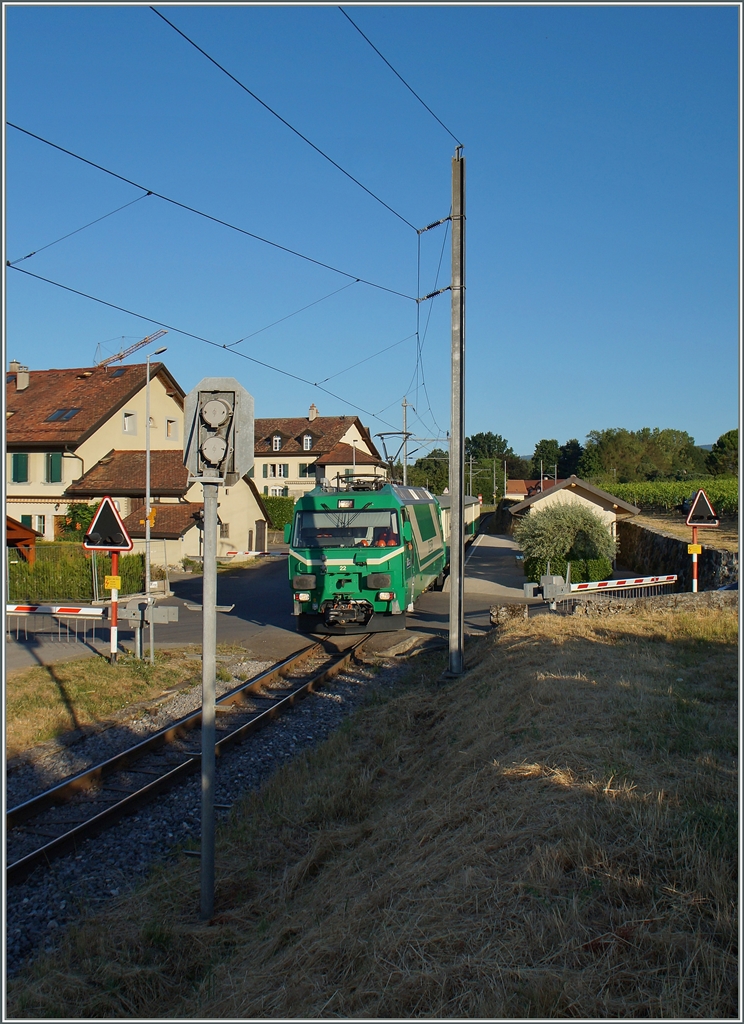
[263,486,268,495]
[12,453,29,483]
[46,452,62,483]
[262,463,268,478]
[283,464,289,478]
[282,486,289,497]
[299,463,307,478]
[21,514,32,527]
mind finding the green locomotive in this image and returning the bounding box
[285,477,447,634]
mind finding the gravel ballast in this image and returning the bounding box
[6,648,408,978]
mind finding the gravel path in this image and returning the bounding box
[6,649,407,978]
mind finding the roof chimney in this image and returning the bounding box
[308,403,318,422]
[16,365,29,391]
[9,360,20,373]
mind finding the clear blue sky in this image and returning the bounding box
[4,4,740,457]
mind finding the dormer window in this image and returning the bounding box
[303,434,312,451]
[272,435,282,451]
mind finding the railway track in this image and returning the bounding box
[7,635,371,885]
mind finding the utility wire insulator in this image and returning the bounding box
[418,217,451,235]
[417,286,451,304]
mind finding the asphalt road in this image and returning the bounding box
[6,541,516,671]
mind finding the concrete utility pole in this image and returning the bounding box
[448,148,465,675]
[145,345,167,664]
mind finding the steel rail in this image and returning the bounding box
[7,636,370,884]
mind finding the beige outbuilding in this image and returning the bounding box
[508,475,640,544]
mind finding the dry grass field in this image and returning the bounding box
[7,605,738,1019]
[634,513,739,551]
[5,647,241,760]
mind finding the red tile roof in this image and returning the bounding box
[314,442,385,467]
[64,450,188,497]
[122,502,203,539]
[6,363,183,448]
[254,416,381,459]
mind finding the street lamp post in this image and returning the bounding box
[146,346,167,664]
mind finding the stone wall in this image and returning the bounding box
[617,520,738,591]
[570,589,738,618]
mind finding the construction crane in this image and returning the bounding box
[95,330,168,368]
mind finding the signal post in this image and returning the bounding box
[184,377,254,920]
[82,496,133,664]
[686,489,719,592]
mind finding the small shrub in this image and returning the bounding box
[523,556,612,585]
[515,503,616,565]
[262,496,295,529]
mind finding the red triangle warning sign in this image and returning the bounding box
[686,489,719,528]
[82,496,133,551]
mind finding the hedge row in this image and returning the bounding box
[8,549,145,602]
[524,556,613,585]
[610,478,738,514]
[262,496,295,530]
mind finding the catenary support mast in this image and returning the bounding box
[449,148,465,675]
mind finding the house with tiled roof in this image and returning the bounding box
[6,359,185,540]
[6,360,269,561]
[254,404,387,497]
[506,478,566,501]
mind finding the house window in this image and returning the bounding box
[303,434,312,451]
[272,435,282,452]
[219,522,230,538]
[270,486,286,497]
[265,464,289,478]
[11,453,29,483]
[166,418,178,439]
[45,452,62,483]
[36,515,46,534]
[122,411,137,434]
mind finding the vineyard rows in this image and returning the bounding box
[611,478,738,514]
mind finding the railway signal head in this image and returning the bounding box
[184,377,254,485]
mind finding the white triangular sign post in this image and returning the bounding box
[82,496,132,666]
[686,489,719,528]
[82,496,133,551]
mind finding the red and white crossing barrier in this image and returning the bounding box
[7,604,105,617]
[571,575,677,593]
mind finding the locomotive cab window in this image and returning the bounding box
[293,509,400,549]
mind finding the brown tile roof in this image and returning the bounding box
[508,475,640,517]
[314,442,385,467]
[254,416,381,459]
[64,450,188,497]
[6,363,183,449]
[122,502,203,539]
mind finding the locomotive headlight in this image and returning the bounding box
[297,592,311,602]
[377,591,394,601]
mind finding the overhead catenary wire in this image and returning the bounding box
[7,122,416,302]
[7,263,403,429]
[315,332,417,385]
[150,6,418,232]
[7,193,152,266]
[338,7,463,148]
[227,281,359,348]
